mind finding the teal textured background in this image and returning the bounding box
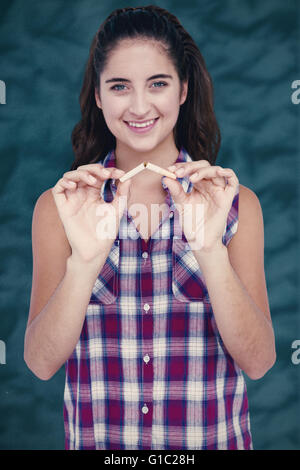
[0,0,299,450]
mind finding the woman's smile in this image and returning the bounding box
[124,117,159,134]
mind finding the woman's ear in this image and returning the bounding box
[179,80,188,106]
[95,88,102,109]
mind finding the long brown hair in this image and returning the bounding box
[70,5,221,170]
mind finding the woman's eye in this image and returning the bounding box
[111,84,127,91]
[110,81,167,92]
[152,81,167,88]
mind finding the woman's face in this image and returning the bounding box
[95,39,188,155]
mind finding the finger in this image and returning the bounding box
[111,178,132,219]
[188,166,231,186]
[190,167,239,193]
[61,178,77,189]
[64,168,119,187]
[51,178,74,206]
[77,163,104,170]
[167,160,211,170]
[216,168,239,189]
[76,164,106,180]
[63,170,98,187]
[188,166,224,188]
[77,164,125,181]
[52,177,76,194]
[167,160,211,177]
[161,177,188,205]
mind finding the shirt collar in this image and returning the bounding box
[98,147,193,208]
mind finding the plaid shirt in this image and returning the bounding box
[63,147,252,450]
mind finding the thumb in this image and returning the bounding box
[163,176,187,205]
[112,178,131,220]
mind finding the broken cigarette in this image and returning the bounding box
[119,162,145,182]
[145,162,177,180]
[119,161,177,183]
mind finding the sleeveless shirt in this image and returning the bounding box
[63,147,252,450]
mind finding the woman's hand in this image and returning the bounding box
[51,164,131,265]
[164,161,239,254]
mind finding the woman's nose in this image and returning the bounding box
[128,91,151,117]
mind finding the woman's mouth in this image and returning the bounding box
[124,117,159,134]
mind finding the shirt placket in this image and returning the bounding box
[140,238,154,449]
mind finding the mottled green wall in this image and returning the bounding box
[0,0,299,450]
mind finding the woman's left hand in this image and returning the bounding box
[163,161,239,253]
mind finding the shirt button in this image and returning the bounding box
[142,404,149,414]
[143,354,150,364]
[142,252,148,259]
[169,211,174,218]
[143,303,150,312]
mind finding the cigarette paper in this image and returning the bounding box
[119,162,145,182]
[118,160,177,183]
[145,162,177,180]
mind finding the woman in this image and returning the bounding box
[24,5,276,450]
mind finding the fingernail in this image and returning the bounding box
[102,169,110,176]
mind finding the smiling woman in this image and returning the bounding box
[70,7,221,170]
[25,5,275,451]
[93,38,188,161]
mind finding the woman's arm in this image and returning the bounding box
[24,189,105,380]
[193,184,276,380]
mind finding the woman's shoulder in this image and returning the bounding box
[33,187,60,224]
[232,184,264,247]
[35,187,55,208]
[32,187,71,254]
[238,184,263,219]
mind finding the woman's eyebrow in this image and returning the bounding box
[105,74,173,84]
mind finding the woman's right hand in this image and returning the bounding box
[51,164,131,266]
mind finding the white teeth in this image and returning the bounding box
[128,119,156,128]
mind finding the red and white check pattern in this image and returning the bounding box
[63,148,252,450]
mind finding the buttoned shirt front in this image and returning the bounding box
[63,147,252,450]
